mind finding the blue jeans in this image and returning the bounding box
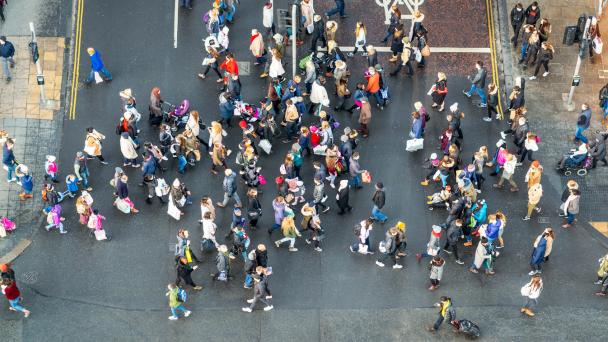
[567,212,576,224]
[372,205,388,222]
[368,91,384,107]
[244,273,253,287]
[603,101,608,119]
[170,304,188,317]
[9,297,25,312]
[4,162,16,180]
[439,173,448,187]
[86,67,112,83]
[575,126,588,144]
[255,55,267,64]
[180,0,191,7]
[467,84,487,105]
[178,155,187,173]
[520,42,529,61]
[79,168,90,188]
[326,0,345,17]
[349,174,361,188]
[1,56,15,79]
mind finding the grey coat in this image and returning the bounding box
[471,67,487,88]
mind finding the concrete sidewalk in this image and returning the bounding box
[494,0,608,241]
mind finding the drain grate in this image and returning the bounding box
[537,216,550,224]
[237,61,251,76]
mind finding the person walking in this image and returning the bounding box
[463,61,487,108]
[561,189,580,228]
[0,0,7,22]
[348,152,364,189]
[443,219,465,265]
[336,179,352,214]
[523,183,543,221]
[1,279,30,318]
[2,138,17,182]
[427,296,456,332]
[529,42,553,80]
[85,47,112,84]
[365,66,384,109]
[520,274,543,317]
[529,228,554,275]
[0,36,16,83]
[429,72,448,111]
[217,169,241,208]
[242,275,274,312]
[246,188,262,229]
[428,256,445,291]
[574,103,592,144]
[325,0,346,19]
[350,219,374,254]
[371,182,388,223]
[358,97,372,138]
[469,237,494,275]
[312,177,330,213]
[175,257,203,291]
[309,15,326,52]
[84,127,108,164]
[15,165,33,200]
[594,253,608,296]
[510,3,525,47]
[493,153,519,192]
[381,4,401,44]
[249,29,266,66]
[524,2,541,26]
[375,227,403,269]
[274,215,301,252]
[166,283,191,320]
[484,83,500,122]
[416,225,443,262]
[348,22,367,57]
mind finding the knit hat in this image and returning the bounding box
[430,153,438,160]
[396,221,406,230]
[531,160,540,168]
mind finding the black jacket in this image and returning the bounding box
[524,5,540,25]
[255,249,268,267]
[337,187,350,208]
[538,48,553,62]
[372,189,386,209]
[445,222,462,244]
[390,36,404,54]
[510,7,525,26]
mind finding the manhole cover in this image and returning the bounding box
[237,61,251,76]
[537,216,550,224]
[19,271,39,285]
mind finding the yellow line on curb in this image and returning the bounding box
[485,0,504,120]
[69,0,84,120]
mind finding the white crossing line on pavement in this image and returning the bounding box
[173,0,179,48]
[333,46,491,54]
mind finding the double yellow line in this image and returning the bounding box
[485,0,504,120]
[68,0,84,120]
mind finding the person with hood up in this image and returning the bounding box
[529,228,554,275]
[416,225,443,262]
[119,132,140,168]
[336,179,352,214]
[375,227,403,269]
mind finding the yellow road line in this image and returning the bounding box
[69,0,84,120]
[485,0,504,120]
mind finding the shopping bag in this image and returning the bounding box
[594,36,603,55]
[114,198,131,214]
[361,170,372,183]
[313,145,327,156]
[167,201,182,220]
[94,229,108,241]
[94,72,103,84]
[421,45,431,57]
[406,138,424,152]
[306,23,314,34]
[259,139,272,154]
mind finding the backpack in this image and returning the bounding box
[177,287,187,302]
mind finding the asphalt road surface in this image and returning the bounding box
[2,0,607,340]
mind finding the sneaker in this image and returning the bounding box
[305,239,311,245]
[247,299,254,303]
[375,261,385,267]
[542,72,550,77]
[522,216,530,221]
[314,247,322,252]
[361,52,368,56]
[100,161,109,165]
[595,292,607,296]
[347,52,354,58]
[483,117,492,122]
[462,90,472,98]
[288,247,298,252]
[322,207,330,213]
[7,178,17,183]
[455,259,464,265]
[392,264,403,269]
[535,207,542,213]
[168,316,178,320]
[274,241,281,248]
[264,305,274,311]
[500,131,507,139]
[443,249,452,254]
[478,103,487,108]
[528,270,537,276]
[529,76,537,80]
[242,307,252,313]
[266,295,273,299]
[594,280,603,285]
[349,246,355,253]
[193,286,203,291]
[184,310,191,317]
[60,230,68,234]
[496,113,502,119]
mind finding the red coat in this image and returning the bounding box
[220,58,239,76]
[3,282,20,300]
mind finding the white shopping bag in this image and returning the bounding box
[406,138,424,152]
[94,229,108,241]
[313,145,327,156]
[259,139,272,154]
[94,72,103,84]
[167,199,181,221]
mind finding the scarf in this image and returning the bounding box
[250,33,260,45]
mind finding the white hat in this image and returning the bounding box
[430,153,438,160]
[432,225,442,233]
[46,155,56,162]
[449,103,458,112]
[119,88,133,99]
[251,29,258,35]
[222,26,229,33]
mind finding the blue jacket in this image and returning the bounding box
[2,144,15,166]
[142,158,156,177]
[66,177,79,192]
[411,118,423,139]
[89,51,105,71]
[530,236,547,265]
[486,220,501,240]
[219,101,235,120]
[20,175,33,192]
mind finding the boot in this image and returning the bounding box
[524,308,535,317]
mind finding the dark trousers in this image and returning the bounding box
[534,60,549,76]
[176,272,196,287]
[511,23,522,45]
[378,252,398,265]
[433,313,445,330]
[487,104,498,118]
[391,61,414,76]
[443,241,460,260]
[310,34,327,52]
[519,149,534,162]
[203,64,223,78]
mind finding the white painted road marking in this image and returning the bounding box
[174,0,179,48]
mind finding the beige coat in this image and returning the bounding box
[358,102,372,125]
[84,132,103,156]
[525,168,542,188]
[249,34,265,57]
[301,1,314,28]
[528,183,543,205]
[119,136,138,159]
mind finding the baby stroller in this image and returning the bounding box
[450,320,481,339]
[161,99,191,131]
[234,101,260,123]
[427,186,452,211]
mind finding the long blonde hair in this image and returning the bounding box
[355,22,366,37]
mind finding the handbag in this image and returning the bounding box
[87,215,97,229]
[520,284,531,297]
[258,174,267,185]
[362,170,372,183]
[94,229,108,241]
[594,36,603,55]
[259,139,272,154]
[406,138,424,152]
[421,45,431,57]
[248,210,260,220]
[307,23,314,34]
[202,57,216,66]
[167,201,182,220]
[378,241,387,253]
[313,145,327,156]
[114,198,131,214]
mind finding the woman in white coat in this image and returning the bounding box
[186,110,209,150]
[119,132,140,167]
[268,48,285,80]
[301,0,315,34]
[520,274,543,317]
[348,22,367,57]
